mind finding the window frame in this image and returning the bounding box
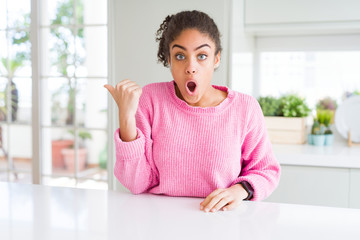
[28,0,114,189]
[0,0,33,182]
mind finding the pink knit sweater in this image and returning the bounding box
[114,81,280,201]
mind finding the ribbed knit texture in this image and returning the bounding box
[114,81,280,200]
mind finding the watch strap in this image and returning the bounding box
[238,181,254,200]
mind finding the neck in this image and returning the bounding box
[174,83,227,107]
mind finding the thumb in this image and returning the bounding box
[104,84,117,102]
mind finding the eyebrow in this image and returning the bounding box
[171,43,211,51]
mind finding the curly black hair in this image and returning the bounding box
[156,10,222,67]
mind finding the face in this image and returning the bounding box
[168,28,220,106]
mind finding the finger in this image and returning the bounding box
[201,189,224,208]
[222,200,240,211]
[117,78,132,86]
[200,188,224,210]
[210,197,232,212]
[116,79,137,90]
[116,82,140,96]
[203,191,227,212]
[135,87,142,96]
[125,84,142,95]
[104,84,117,100]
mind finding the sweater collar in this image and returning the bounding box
[167,80,235,114]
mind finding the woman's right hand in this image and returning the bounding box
[104,79,142,119]
[104,79,142,141]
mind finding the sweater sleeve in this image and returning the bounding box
[232,98,281,201]
[113,93,159,194]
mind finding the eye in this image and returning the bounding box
[198,54,207,60]
[175,54,185,60]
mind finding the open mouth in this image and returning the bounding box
[186,81,197,93]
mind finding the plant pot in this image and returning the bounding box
[307,134,313,145]
[325,134,334,146]
[52,140,74,168]
[311,135,326,146]
[264,116,307,144]
[61,148,87,172]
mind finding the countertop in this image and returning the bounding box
[1,182,360,240]
[273,140,360,169]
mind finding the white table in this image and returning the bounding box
[1,182,360,240]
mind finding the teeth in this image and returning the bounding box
[187,82,196,92]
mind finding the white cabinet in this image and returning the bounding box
[266,143,360,209]
[245,0,360,25]
[265,165,350,208]
[244,0,360,34]
[350,169,360,208]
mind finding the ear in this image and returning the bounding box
[167,52,173,68]
[167,57,171,67]
[214,51,221,69]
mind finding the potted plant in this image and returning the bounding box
[308,110,334,146]
[343,90,360,100]
[61,130,92,172]
[279,94,311,118]
[0,35,30,122]
[316,97,337,124]
[258,94,311,144]
[309,119,325,145]
[0,59,20,122]
[257,96,281,116]
[52,138,74,168]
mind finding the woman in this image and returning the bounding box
[105,10,280,213]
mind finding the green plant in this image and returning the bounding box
[257,96,281,116]
[317,110,332,127]
[67,129,92,148]
[311,120,321,135]
[343,90,360,99]
[311,119,326,135]
[0,14,30,121]
[99,144,107,169]
[324,128,332,135]
[316,110,333,134]
[316,97,337,111]
[279,94,311,117]
[257,94,311,117]
[0,82,18,121]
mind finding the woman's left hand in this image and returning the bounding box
[200,184,249,212]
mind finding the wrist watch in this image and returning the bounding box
[238,181,254,200]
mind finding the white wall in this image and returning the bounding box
[112,0,230,87]
[230,0,255,95]
[245,0,360,25]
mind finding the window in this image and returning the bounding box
[40,0,108,189]
[232,34,360,110]
[0,0,109,189]
[0,0,32,183]
[260,51,360,108]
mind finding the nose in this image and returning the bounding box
[185,59,197,74]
